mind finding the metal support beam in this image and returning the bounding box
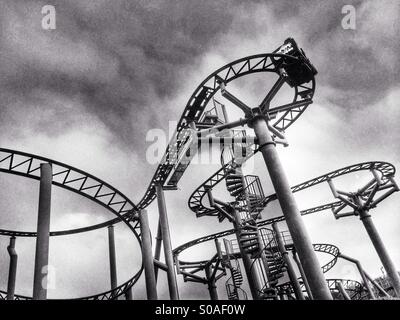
[154,220,162,281]
[139,209,158,300]
[339,253,376,299]
[33,163,52,300]
[154,259,168,271]
[205,264,218,300]
[359,210,400,297]
[259,76,286,111]
[251,115,332,300]
[155,184,179,300]
[273,223,305,300]
[7,236,18,300]
[108,225,118,291]
[125,287,133,300]
[292,251,312,299]
[364,271,391,298]
[336,281,350,300]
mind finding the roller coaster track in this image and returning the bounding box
[0,43,315,300]
[136,52,315,211]
[181,159,397,299]
[0,274,140,300]
[263,161,395,205]
[0,46,317,235]
[2,39,395,300]
[277,279,366,300]
[0,148,143,300]
[0,148,140,236]
[173,225,340,275]
[173,229,371,300]
[188,161,395,219]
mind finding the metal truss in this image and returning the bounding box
[0,274,140,300]
[0,148,140,236]
[176,252,226,285]
[189,164,235,218]
[277,279,366,300]
[326,279,366,300]
[2,35,396,301]
[280,242,340,274]
[177,163,399,297]
[189,161,396,220]
[0,148,143,300]
[263,161,396,205]
[174,231,340,287]
[137,52,315,210]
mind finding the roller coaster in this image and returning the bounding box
[0,38,399,300]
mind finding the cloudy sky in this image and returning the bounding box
[0,0,399,299]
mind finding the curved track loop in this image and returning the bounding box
[137,53,315,211]
[173,224,340,275]
[0,50,310,298]
[0,148,143,300]
[0,275,139,300]
[0,148,140,236]
[325,279,366,300]
[189,161,395,219]
[0,52,316,234]
[286,243,340,274]
[263,161,395,205]
[189,164,237,217]
[277,279,366,300]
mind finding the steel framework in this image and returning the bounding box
[1,38,398,300]
[0,148,142,300]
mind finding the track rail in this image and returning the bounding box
[263,161,395,205]
[137,52,315,210]
[277,279,366,300]
[0,273,140,300]
[0,148,140,236]
[189,161,395,219]
[0,46,313,300]
[174,225,340,275]
[0,148,143,300]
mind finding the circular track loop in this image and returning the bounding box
[137,53,315,211]
[0,148,143,300]
[0,148,140,236]
[188,161,396,219]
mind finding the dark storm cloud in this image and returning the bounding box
[1,0,398,148]
[0,0,235,148]
[289,0,400,108]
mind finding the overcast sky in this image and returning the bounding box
[0,0,399,299]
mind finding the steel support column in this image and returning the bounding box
[364,271,391,298]
[154,220,162,282]
[205,264,218,300]
[251,115,332,300]
[339,253,376,299]
[232,209,262,300]
[273,223,305,300]
[7,236,18,300]
[336,281,350,300]
[125,287,133,300]
[108,225,118,291]
[33,163,52,300]
[359,210,400,297]
[292,251,312,299]
[139,209,158,300]
[155,184,179,300]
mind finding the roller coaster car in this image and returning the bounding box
[273,38,317,87]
